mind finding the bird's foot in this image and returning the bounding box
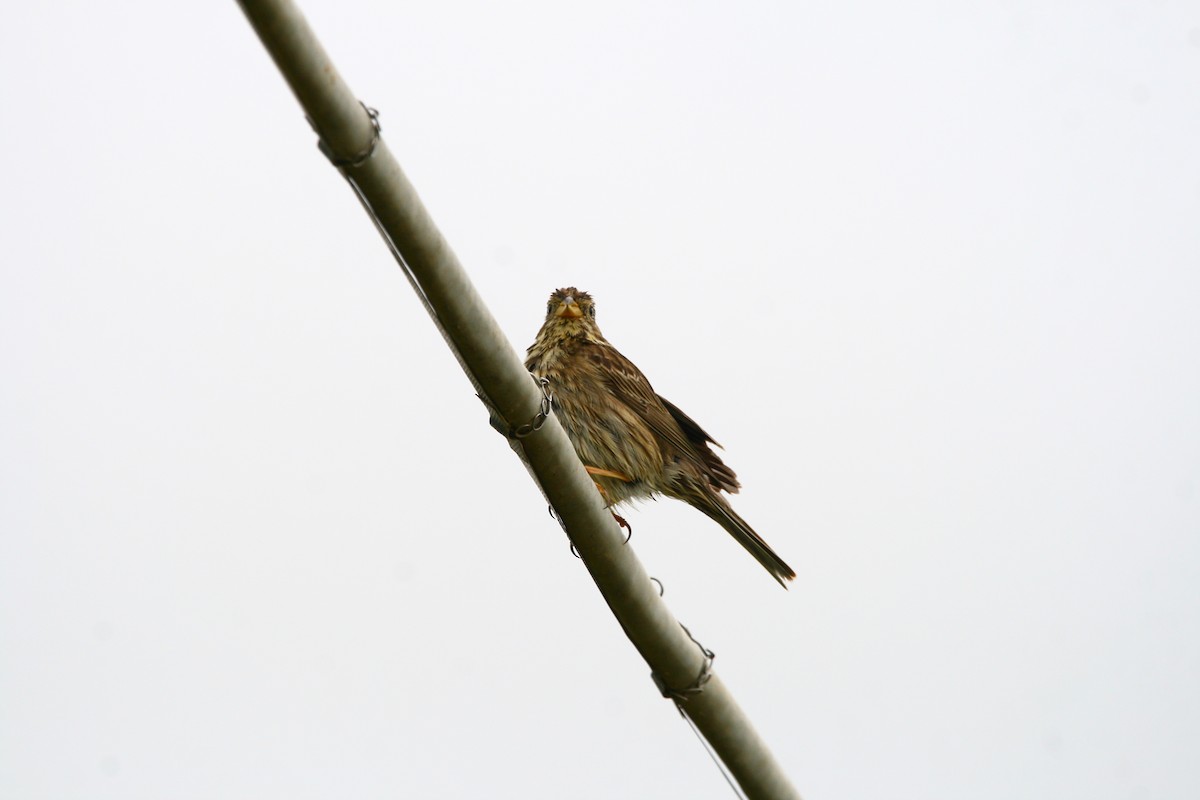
[583,466,633,541]
[585,465,633,482]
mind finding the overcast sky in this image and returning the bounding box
[3,2,1199,798]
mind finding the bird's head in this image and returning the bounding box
[543,287,597,327]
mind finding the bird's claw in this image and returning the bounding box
[612,511,632,543]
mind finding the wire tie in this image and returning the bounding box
[312,102,381,169]
[510,376,553,439]
[651,624,715,702]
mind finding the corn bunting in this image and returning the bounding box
[525,287,795,586]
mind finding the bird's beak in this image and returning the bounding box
[556,299,584,319]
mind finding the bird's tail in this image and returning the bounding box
[691,490,796,587]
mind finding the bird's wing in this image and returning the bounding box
[660,394,741,493]
[657,394,722,449]
[583,342,695,453]
[584,341,740,494]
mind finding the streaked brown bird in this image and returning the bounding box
[525,287,795,586]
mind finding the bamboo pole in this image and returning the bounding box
[235,2,800,797]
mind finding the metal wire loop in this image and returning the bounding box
[314,102,381,169]
[510,376,553,439]
[651,623,716,702]
[649,577,664,596]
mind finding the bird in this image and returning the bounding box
[525,287,795,586]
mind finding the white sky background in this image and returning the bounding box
[2,1,1198,798]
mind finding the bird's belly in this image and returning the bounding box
[552,396,663,505]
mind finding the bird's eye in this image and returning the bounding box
[547,302,554,316]
[588,305,596,318]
